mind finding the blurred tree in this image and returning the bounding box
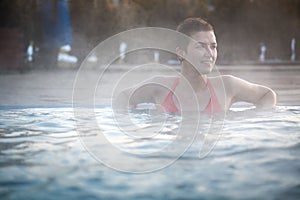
[1,0,299,64]
[0,0,40,46]
[210,0,300,62]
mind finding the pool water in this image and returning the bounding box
[0,105,300,199]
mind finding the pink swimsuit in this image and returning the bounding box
[161,78,222,114]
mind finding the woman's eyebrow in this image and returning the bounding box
[197,41,217,45]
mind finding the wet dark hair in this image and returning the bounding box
[176,18,214,54]
[176,18,214,37]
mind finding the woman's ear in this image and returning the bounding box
[176,47,185,62]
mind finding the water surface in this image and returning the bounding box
[0,105,299,199]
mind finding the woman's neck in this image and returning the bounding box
[180,63,208,92]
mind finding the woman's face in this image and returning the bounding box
[184,31,217,74]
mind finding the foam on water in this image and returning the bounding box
[0,106,299,199]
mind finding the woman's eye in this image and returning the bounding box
[211,45,217,49]
[195,43,217,50]
[196,44,206,49]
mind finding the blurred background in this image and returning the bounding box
[0,0,299,71]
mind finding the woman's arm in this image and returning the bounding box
[112,76,165,111]
[225,75,277,109]
[113,84,156,110]
[254,89,277,109]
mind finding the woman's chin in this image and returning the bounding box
[197,63,214,74]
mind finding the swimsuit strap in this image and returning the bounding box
[162,78,222,113]
[170,77,180,91]
[161,77,180,113]
[203,80,222,113]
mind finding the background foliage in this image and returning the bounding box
[1,0,300,64]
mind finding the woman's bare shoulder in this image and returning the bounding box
[209,75,236,82]
[208,75,237,93]
[209,74,242,85]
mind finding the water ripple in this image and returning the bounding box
[0,106,299,199]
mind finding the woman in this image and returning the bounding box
[114,18,276,114]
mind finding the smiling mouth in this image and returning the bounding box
[201,58,213,63]
[201,60,212,64]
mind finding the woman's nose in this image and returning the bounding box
[206,46,214,57]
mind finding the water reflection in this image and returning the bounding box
[0,106,299,199]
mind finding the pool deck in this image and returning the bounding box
[0,64,299,107]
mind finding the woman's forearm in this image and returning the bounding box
[256,89,277,109]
